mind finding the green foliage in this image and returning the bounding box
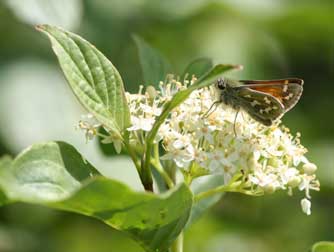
[0,142,99,203]
[0,142,193,252]
[312,242,334,252]
[37,25,130,138]
[133,35,172,87]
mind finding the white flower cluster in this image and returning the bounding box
[79,76,320,215]
[127,76,319,214]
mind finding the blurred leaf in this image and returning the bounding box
[312,242,334,252]
[186,174,224,228]
[0,141,193,252]
[182,57,213,80]
[133,35,172,87]
[4,0,82,30]
[37,25,130,138]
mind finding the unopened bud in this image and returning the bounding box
[146,85,157,100]
[303,163,317,175]
[263,184,276,194]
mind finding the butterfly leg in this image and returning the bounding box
[203,101,220,118]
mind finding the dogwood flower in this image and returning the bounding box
[76,114,101,142]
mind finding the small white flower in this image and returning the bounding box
[249,170,280,190]
[195,123,216,144]
[76,114,101,142]
[161,145,194,168]
[299,174,320,199]
[127,116,155,132]
[280,167,300,185]
[301,198,311,215]
[140,103,162,116]
[172,133,192,149]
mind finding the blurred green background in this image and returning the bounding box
[0,0,333,251]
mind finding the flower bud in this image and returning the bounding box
[263,184,276,194]
[288,176,302,188]
[303,163,317,175]
[146,85,157,100]
[301,198,311,215]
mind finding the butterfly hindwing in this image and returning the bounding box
[234,88,285,126]
[279,83,303,112]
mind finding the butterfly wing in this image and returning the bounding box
[234,88,285,126]
[239,79,303,112]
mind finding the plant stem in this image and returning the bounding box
[194,181,264,203]
[123,141,141,173]
[171,232,183,252]
[151,160,174,189]
[194,184,231,203]
[124,141,153,192]
[151,144,174,189]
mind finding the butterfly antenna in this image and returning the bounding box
[203,101,219,118]
[233,109,240,137]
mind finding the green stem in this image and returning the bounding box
[194,181,264,203]
[124,141,153,192]
[151,160,174,189]
[123,141,140,173]
[194,184,231,203]
[169,162,183,252]
[151,144,174,189]
[171,232,183,252]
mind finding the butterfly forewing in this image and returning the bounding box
[217,78,304,126]
[235,88,284,126]
[239,78,303,112]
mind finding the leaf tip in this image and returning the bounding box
[236,64,244,70]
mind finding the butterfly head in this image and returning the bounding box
[216,78,227,90]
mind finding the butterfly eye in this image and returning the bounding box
[217,78,226,90]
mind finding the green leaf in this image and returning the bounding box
[133,35,172,87]
[189,64,243,91]
[181,57,213,80]
[186,174,225,228]
[0,141,193,252]
[0,142,100,203]
[37,25,130,137]
[312,242,334,252]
